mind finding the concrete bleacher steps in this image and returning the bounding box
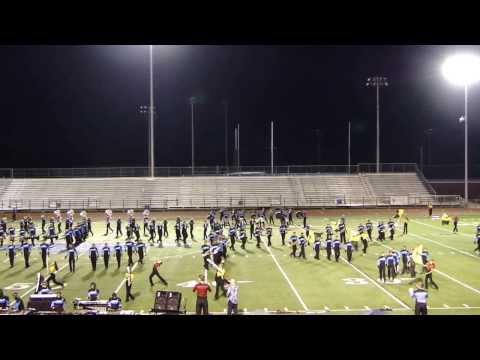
[0,173,434,210]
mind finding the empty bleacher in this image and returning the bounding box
[0,172,439,210]
[363,173,434,197]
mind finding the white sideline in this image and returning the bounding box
[261,238,309,311]
[340,257,410,309]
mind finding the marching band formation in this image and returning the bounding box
[2,206,480,315]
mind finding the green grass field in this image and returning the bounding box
[2,211,480,315]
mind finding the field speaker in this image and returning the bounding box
[153,291,182,313]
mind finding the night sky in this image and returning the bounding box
[1,45,479,169]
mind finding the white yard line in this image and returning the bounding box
[376,236,480,297]
[409,231,478,260]
[435,268,480,296]
[114,262,139,294]
[261,238,309,311]
[340,256,411,309]
[413,220,473,239]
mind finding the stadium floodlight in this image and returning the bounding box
[366,76,388,173]
[442,54,480,206]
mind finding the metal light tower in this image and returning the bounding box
[222,100,229,169]
[149,45,154,178]
[442,54,480,207]
[139,104,156,176]
[366,76,388,173]
[190,97,196,175]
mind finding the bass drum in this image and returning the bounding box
[275,211,283,220]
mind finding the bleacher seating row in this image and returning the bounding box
[0,173,436,210]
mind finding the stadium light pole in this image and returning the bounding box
[366,76,388,173]
[149,45,154,178]
[222,100,229,169]
[442,53,480,207]
[190,97,196,175]
[347,121,351,174]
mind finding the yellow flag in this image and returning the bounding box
[412,244,423,265]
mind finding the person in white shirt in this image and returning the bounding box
[226,279,239,315]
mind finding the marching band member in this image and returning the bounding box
[102,242,111,269]
[45,222,58,245]
[65,244,78,273]
[360,233,368,255]
[254,226,262,249]
[87,282,100,301]
[125,267,135,302]
[136,239,146,264]
[279,223,287,246]
[143,209,150,236]
[239,228,247,250]
[149,260,168,287]
[345,241,353,263]
[377,254,387,283]
[89,243,99,271]
[181,221,189,245]
[163,219,169,238]
[201,240,211,270]
[46,261,64,288]
[214,261,228,300]
[386,251,396,281]
[333,237,341,262]
[388,219,395,240]
[157,221,163,246]
[116,217,123,238]
[148,219,156,244]
[50,292,66,313]
[377,221,386,242]
[125,238,136,267]
[325,234,333,261]
[203,220,209,240]
[54,209,62,234]
[266,226,273,247]
[336,220,346,244]
[298,233,307,259]
[228,226,237,250]
[107,293,122,311]
[189,219,195,240]
[104,209,114,236]
[87,217,93,236]
[313,234,321,260]
[21,241,32,268]
[289,232,298,258]
[6,240,17,267]
[40,240,49,268]
[41,214,46,234]
[114,242,123,269]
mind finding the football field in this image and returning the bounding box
[2,210,480,315]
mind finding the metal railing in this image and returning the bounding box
[0,163,421,179]
[0,194,463,211]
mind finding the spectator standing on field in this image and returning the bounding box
[193,274,211,315]
[409,281,428,315]
[226,279,239,315]
[428,203,433,217]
